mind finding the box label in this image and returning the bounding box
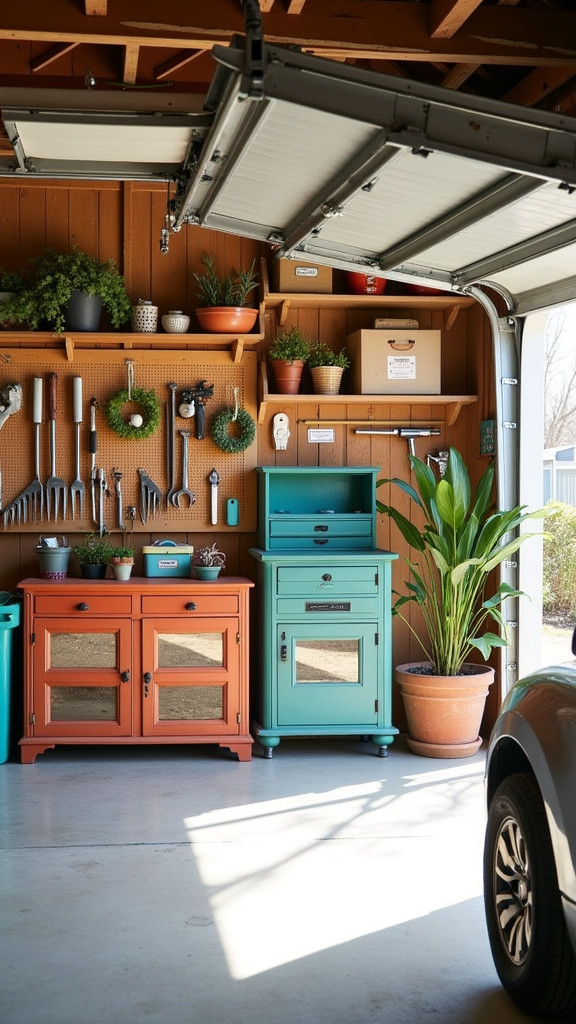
[387,355,416,380]
[295,266,318,277]
[305,602,351,612]
[158,559,178,568]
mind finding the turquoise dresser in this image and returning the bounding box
[250,467,398,757]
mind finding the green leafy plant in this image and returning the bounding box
[109,546,135,562]
[0,269,25,293]
[193,255,258,307]
[377,447,547,676]
[194,543,226,568]
[72,533,114,565]
[542,501,576,614]
[307,340,350,369]
[0,247,132,332]
[269,327,311,363]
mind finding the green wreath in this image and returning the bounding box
[211,406,256,453]
[106,386,161,440]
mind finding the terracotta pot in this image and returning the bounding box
[195,306,258,333]
[111,562,133,581]
[270,358,305,395]
[395,662,495,758]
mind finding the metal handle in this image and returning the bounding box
[185,602,197,611]
[143,671,152,697]
[120,670,130,683]
[322,574,332,581]
[280,644,287,662]
[314,524,328,532]
[77,602,89,611]
[313,538,329,545]
[48,372,57,420]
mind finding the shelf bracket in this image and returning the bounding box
[64,336,74,362]
[446,401,463,426]
[278,298,290,326]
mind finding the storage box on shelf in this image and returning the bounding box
[346,328,441,394]
[250,467,398,758]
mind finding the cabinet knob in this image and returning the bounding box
[313,538,328,545]
[76,602,89,611]
[322,574,332,582]
[280,644,288,662]
[185,602,197,611]
[313,524,328,532]
[143,671,152,698]
[120,670,130,683]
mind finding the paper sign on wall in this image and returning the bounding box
[308,428,335,443]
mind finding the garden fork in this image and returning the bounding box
[45,373,67,521]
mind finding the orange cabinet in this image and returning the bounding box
[18,577,254,763]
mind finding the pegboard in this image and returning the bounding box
[0,350,257,534]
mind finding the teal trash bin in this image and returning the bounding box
[0,592,20,764]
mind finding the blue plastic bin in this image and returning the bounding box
[0,593,20,764]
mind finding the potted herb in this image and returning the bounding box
[193,542,226,580]
[307,340,350,395]
[193,254,259,333]
[269,327,312,394]
[73,533,114,579]
[377,447,546,758]
[0,269,26,328]
[109,545,135,581]
[0,248,132,333]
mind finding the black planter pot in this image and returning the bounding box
[80,563,107,579]
[64,291,102,332]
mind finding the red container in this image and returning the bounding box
[405,283,445,296]
[345,272,387,295]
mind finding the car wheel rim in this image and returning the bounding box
[494,814,532,965]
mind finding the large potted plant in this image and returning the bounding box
[193,254,259,333]
[269,327,311,394]
[0,248,132,333]
[307,340,350,395]
[377,447,546,758]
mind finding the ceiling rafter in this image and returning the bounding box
[430,0,485,39]
[31,42,79,73]
[154,50,204,82]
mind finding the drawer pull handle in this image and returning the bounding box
[280,644,288,662]
[313,538,328,545]
[185,602,197,611]
[143,671,152,698]
[314,524,328,532]
[77,602,89,612]
[322,574,332,582]
[121,670,130,683]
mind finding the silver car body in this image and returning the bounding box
[485,665,576,951]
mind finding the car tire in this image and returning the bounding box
[484,772,576,1016]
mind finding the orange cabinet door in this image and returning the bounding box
[141,617,240,736]
[30,617,133,736]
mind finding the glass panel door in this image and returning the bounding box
[32,618,132,735]
[141,618,239,735]
[277,621,378,726]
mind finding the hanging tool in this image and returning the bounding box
[172,432,195,508]
[181,381,214,440]
[4,378,43,524]
[208,468,220,525]
[89,397,98,525]
[165,382,177,506]
[45,372,67,521]
[113,468,125,531]
[97,467,107,536]
[354,426,440,457]
[70,376,85,519]
[138,468,162,525]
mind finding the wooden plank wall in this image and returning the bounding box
[0,178,497,728]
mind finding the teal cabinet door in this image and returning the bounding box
[276,622,379,726]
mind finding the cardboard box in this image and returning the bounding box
[272,259,332,293]
[346,329,441,394]
[143,543,195,577]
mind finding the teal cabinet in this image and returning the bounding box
[250,468,398,757]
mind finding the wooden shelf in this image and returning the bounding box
[258,359,476,424]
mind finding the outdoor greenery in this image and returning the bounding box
[73,533,114,565]
[0,247,132,332]
[377,447,547,676]
[543,501,576,614]
[194,543,226,568]
[307,340,350,369]
[193,255,258,307]
[269,326,311,363]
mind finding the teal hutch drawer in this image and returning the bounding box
[277,564,380,594]
[277,597,380,615]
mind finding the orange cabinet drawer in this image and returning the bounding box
[141,595,239,615]
[33,595,133,615]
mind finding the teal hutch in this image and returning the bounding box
[249,466,398,757]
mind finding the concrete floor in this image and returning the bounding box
[1,736,553,1024]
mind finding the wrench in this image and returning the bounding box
[172,432,195,508]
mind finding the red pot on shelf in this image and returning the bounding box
[345,272,387,295]
[405,283,445,296]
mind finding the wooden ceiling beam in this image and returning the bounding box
[123,44,140,85]
[31,42,79,73]
[85,1,107,14]
[430,0,484,40]
[1,2,576,68]
[503,66,576,107]
[154,50,204,81]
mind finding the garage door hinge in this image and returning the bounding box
[504,560,517,569]
[503,421,517,429]
[506,621,518,629]
[501,377,518,386]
